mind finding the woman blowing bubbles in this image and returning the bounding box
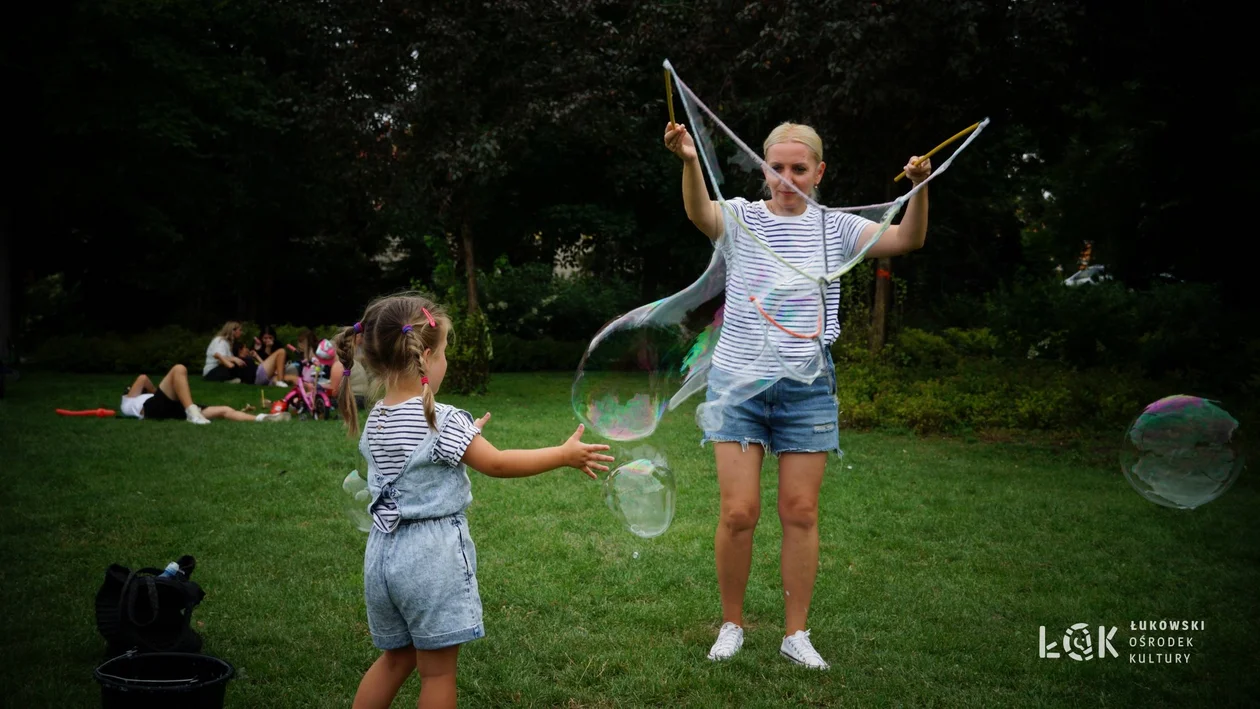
[664,118,931,669]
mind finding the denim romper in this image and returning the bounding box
[358,401,485,650]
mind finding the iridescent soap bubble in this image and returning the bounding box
[572,282,725,441]
[1120,395,1244,509]
[342,470,372,532]
[603,448,676,538]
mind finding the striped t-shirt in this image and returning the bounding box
[712,197,875,371]
[364,398,480,533]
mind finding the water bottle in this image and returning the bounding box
[160,561,180,578]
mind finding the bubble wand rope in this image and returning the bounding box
[893,122,980,182]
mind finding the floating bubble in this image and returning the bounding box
[571,267,725,441]
[1120,395,1244,509]
[342,470,372,532]
[603,447,676,538]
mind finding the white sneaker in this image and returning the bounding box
[225,378,241,384]
[780,630,829,670]
[707,622,744,661]
[256,411,291,422]
[185,405,211,425]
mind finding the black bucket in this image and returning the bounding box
[94,652,234,708]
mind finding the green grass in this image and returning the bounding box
[1,371,1257,707]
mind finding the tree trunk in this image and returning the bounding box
[461,218,478,314]
[870,180,894,353]
[870,256,891,353]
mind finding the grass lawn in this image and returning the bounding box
[1,370,1257,707]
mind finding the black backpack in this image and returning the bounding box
[94,555,206,655]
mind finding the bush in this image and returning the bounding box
[979,279,1244,381]
[831,351,1165,436]
[444,309,492,395]
[479,255,640,342]
[891,328,959,370]
[489,335,587,372]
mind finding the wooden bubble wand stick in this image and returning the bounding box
[665,69,676,125]
[893,121,980,182]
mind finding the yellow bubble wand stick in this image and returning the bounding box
[665,69,676,125]
[893,121,980,182]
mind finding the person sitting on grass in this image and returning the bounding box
[253,325,297,387]
[122,364,291,424]
[237,339,290,389]
[202,321,257,384]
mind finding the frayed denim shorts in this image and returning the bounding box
[363,512,485,650]
[700,356,840,458]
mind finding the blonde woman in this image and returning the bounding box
[202,321,257,384]
[664,120,933,669]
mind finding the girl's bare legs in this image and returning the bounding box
[415,646,459,709]
[263,349,286,382]
[126,374,155,397]
[714,442,763,626]
[157,364,195,407]
[352,647,416,709]
[777,452,826,635]
[199,406,257,422]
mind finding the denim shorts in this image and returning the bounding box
[363,513,485,650]
[700,358,840,458]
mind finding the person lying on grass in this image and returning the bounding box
[121,363,291,424]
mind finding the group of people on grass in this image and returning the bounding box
[118,321,348,425]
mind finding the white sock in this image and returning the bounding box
[255,413,266,422]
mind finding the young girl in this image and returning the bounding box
[285,328,316,380]
[252,325,293,386]
[663,119,933,669]
[332,293,613,709]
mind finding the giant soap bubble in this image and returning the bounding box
[1120,395,1244,509]
[603,447,676,538]
[342,470,372,532]
[572,61,989,441]
[572,265,725,441]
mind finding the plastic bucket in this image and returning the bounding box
[94,652,234,709]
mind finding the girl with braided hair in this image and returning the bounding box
[331,292,613,709]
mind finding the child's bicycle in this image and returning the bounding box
[279,358,336,420]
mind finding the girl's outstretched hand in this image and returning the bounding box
[664,122,698,162]
[563,424,614,479]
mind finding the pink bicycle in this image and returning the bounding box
[280,356,335,420]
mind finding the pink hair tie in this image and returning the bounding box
[421,376,429,386]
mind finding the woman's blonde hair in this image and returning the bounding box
[216,321,242,341]
[762,122,824,200]
[334,292,451,437]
